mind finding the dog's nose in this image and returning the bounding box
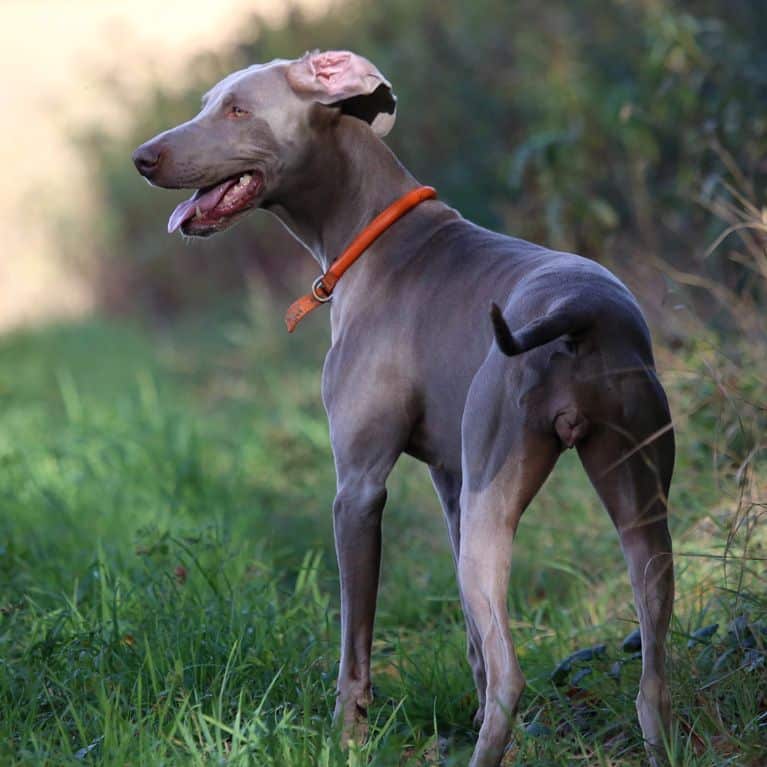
[132,143,164,177]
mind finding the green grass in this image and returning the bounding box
[1,302,765,765]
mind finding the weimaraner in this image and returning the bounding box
[133,51,675,767]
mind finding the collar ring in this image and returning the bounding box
[311,276,333,303]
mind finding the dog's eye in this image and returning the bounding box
[228,105,249,118]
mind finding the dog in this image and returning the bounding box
[133,50,675,766]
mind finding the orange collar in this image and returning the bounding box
[285,186,437,332]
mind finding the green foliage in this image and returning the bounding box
[74,0,767,317]
[1,301,765,765]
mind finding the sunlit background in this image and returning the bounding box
[0,0,323,329]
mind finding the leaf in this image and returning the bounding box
[728,615,756,649]
[687,622,719,648]
[550,658,572,685]
[550,644,606,685]
[572,667,593,686]
[568,644,607,663]
[622,628,642,653]
[524,721,552,738]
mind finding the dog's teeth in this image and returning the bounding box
[195,205,202,219]
[238,173,252,187]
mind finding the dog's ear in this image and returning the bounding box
[286,50,397,137]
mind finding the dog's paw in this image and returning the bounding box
[334,692,372,747]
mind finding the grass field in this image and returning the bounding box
[1,300,765,765]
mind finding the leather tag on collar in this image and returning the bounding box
[285,186,437,332]
[284,292,324,332]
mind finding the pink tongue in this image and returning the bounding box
[167,199,197,234]
[167,178,237,233]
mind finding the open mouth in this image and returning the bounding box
[168,170,264,235]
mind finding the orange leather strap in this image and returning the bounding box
[285,186,437,332]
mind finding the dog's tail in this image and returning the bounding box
[489,301,593,356]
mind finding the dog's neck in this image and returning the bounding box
[265,116,418,272]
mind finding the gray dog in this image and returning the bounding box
[133,50,675,767]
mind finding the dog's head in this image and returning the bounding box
[132,51,397,238]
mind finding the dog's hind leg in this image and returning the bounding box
[577,376,675,765]
[430,467,487,728]
[460,372,561,766]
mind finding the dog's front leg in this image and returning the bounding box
[332,470,389,742]
[323,342,410,743]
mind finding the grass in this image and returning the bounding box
[1,297,765,766]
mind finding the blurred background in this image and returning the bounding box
[0,0,324,328]
[2,2,766,764]
[4,0,765,332]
